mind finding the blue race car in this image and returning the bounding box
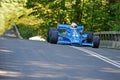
[47,24,100,48]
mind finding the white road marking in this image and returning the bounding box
[71,46,120,68]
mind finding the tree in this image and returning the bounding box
[0,0,41,36]
[1,0,119,38]
[0,0,27,34]
[107,0,120,31]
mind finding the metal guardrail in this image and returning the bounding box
[95,31,120,49]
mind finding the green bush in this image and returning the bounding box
[18,24,38,39]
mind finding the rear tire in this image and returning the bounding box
[93,36,100,48]
[83,32,93,43]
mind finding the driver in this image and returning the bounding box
[70,22,78,28]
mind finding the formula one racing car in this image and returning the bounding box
[47,23,100,48]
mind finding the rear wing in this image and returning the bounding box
[77,26,84,31]
[58,24,84,30]
[57,24,70,29]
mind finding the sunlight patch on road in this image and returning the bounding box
[29,36,46,41]
[27,73,67,78]
[27,72,102,80]
[29,61,82,70]
[100,68,120,73]
[0,49,13,53]
[0,70,22,77]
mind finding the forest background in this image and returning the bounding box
[0,0,120,39]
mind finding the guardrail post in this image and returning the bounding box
[13,24,23,39]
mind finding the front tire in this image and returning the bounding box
[47,28,57,42]
[50,31,58,44]
[47,28,58,44]
[93,36,100,48]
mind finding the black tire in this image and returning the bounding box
[50,31,58,44]
[47,28,57,42]
[93,36,100,48]
[83,32,93,43]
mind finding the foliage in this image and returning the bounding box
[0,0,42,36]
[108,2,120,31]
[0,0,120,39]
[17,24,38,39]
[0,0,25,34]
[25,0,111,35]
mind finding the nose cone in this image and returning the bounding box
[70,29,80,43]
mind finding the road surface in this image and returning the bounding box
[0,37,120,80]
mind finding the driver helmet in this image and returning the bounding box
[71,22,77,28]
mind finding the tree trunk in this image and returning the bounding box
[74,0,82,24]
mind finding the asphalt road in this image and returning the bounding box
[0,38,120,80]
